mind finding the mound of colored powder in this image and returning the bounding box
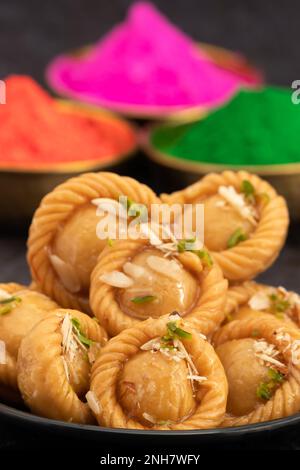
[0,75,136,169]
[46,2,259,113]
[151,87,300,166]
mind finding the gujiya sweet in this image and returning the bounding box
[214,315,300,426]
[1,170,298,431]
[90,234,228,337]
[161,171,289,282]
[27,172,160,313]
[0,283,58,403]
[17,308,107,424]
[225,281,300,327]
[88,314,228,429]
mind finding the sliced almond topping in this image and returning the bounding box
[49,254,81,293]
[123,262,148,280]
[254,340,286,370]
[146,255,181,280]
[139,223,163,246]
[61,313,73,354]
[140,338,162,351]
[249,292,271,311]
[0,289,12,301]
[0,340,6,365]
[174,339,198,375]
[99,271,134,288]
[86,391,101,415]
[215,199,226,208]
[291,340,300,365]
[168,313,182,322]
[61,356,70,381]
[187,374,207,383]
[218,185,258,226]
[142,412,157,424]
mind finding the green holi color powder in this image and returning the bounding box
[151,87,300,166]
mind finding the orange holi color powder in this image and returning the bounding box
[0,75,136,169]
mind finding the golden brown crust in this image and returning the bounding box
[225,282,300,327]
[17,308,107,424]
[161,171,289,282]
[0,283,27,294]
[27,172,160,314]
[90,238,228,337]
[90,316,228,430]
[213,315,300,426]
[225,281,262,317]
[0,285,58,401]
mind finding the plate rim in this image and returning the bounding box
[1,401,300,437]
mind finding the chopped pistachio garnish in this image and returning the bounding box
[241,180,255,202]
[256,192,270,207]
[251,329,260,337]
[131,295,157,304]
[124,196,148,222]
[107,238,114,247]
[162,320,193,342]
[241,180,270,209]
[269,293,290,316]
[176,239,212,267]
[256,381,272,400]
[71,318,93,348]
[120,195,147,221]
[256,367,285,401]
[0,295,21,305]
[0,296,21,316]
[177,238,196,253]
[196,249,213,267]
[227,228,248,248]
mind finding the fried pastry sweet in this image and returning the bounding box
[27,172,160,313]
[214,315,300,426]
[161,171,289,282]
[17,308,107,424]
[226,281,300,327]
[88,313,228,429]
[90,236,227,337]
[0,283,58,403]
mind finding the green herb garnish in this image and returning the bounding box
[131,295,157,304]
[227,228,248,248]
[256,368,285,401]
[71,318,93,348]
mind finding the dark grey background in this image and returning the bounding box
[0,0,299,451]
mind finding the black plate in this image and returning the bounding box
[1,401,300,446]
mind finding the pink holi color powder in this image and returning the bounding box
[46,2,259,113]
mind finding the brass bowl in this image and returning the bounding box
[141,126,300,220]
[0,100,138,227]
[46,42,262,122]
